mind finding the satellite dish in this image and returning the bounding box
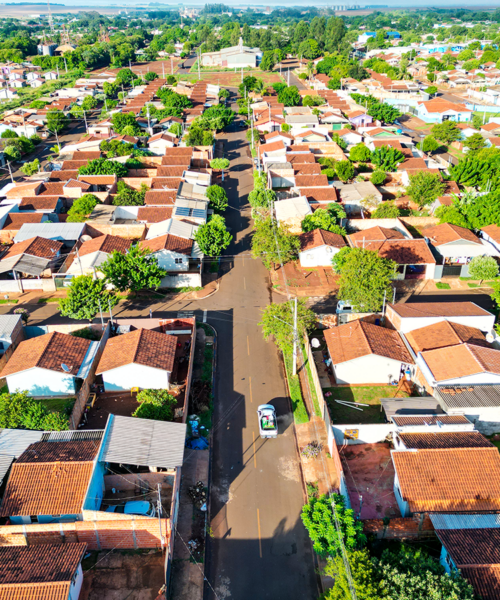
[311,338,320,349]
[486,330,495,343]
[61,363,72,373]
[80,235,92,242]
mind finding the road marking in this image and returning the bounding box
[203,309,207,323]
[247,336,250,356]
[243,277,246,290]
[252,430,257,468]
[249,376,252,403]
[257,509,262,558]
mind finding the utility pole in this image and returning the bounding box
[97,297,104,328]
[82,109,88,133]
[292,297,298,376]
[198,48,201,79]
[6,161,13,183]
[63,56,68,73]
[75,245,83,276]
[146,103,151,135]
[157,483,164,551]
[287,69,290,86]
[108,297,114,326]
[162,61,165,79]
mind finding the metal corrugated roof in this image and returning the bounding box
[0,454,14,486]
[0,254,51,276]
[101,415,186,469]
[0,315,21,341]
[436,384,500,408]
[0,429,44,457]
[431,513,500,530]
[14,223,85,243]
[381,397,444,420]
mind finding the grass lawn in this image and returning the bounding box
[302,346,321,418]
[284,349,308,424]
[0,299,18,304]
[41,396,74,414]
[325,385,409,424]
[436,282,451,289]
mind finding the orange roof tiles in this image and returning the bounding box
[299,229,346,252]
[2,236,63,260]
[151,177,182,190]
[294,175,329,188]
[96,328,177,374]
[144,190,177,206]
[325,320,413,365]
[349,226,405,243]
[137,207,173,223]
[299,187,338,202]
[18,196,60,211]
[482,224,500,243]
[405,320,488,354]
[461,566,500,600]
[2,213,44,230]
[421,343,500,382]
[78,234,132,258]
[140,233,192,255]
[422,223,481,245]
[157,166,186,177]
[388,301,490,318]
[393,447,500,512]
[0,331,92,378]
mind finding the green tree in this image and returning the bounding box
[370,170,386,185]
[59,275,118,321]
[0,390,68,431]
[116,67,135,85]
[371,146,405,171]
[463,132,487,152]
[82,95,99,111]
[422,135,441,154]
[425,85,438,96]
[349,143,371,163]
[260,50,276,72]
[259,299,316,353]
[133,389,177,421]
[1,130,18,139]
[449,155,493,186]
[335,160,355,182]
[337,247,395,312]
[210,158,230,171]
[144,71,159,82]
[301,207,346,234]
[301,494,366,558]
[252,218,299,269]
[111,111,141,135]
[67,193,101,223]
[303,95,325,107]
[100,245,166,291]
[371,202,400,218]
[435,205,470,228]
[194,215,232,257]
[431,120,461,144]
[467,255,499,284]
[46,109,69,134]
[406,171,446,207]
[20,159,40,176]
[367,102,401,124]
[78,158,128,177]
[278,85,301,107]
[206,184,228,212]
[112,184,146,206]
[324,549,382,600]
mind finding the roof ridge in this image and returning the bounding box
[358,320,374,354]
[132,328,145,364]
[34,332,57,369]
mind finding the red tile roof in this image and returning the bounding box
[405,320,488,354]
[151,177,182,190]
[392,447,500,512]
[18,440,100,463]
[2,236,63,259]
[96,328,177,374]
[461,566,500,600]
[349,226,405,242]
[157,166,186,177]
[2,213,44,230]
[398,431,492,449]
[294,175,329,188]
[18,196,60,211]
[299,187,338,202]
[78,234,132,257]
[423,222,481,245]
[144,190,177,206]
[299,229,346,252]
[388,301,490,318]
[436,528,500,567]
[421,343,500,382]
[137,207,173,223]
[0,331,92,378]
[140,233,193,255]
[49,170,79,181]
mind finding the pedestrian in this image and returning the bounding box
[149,309,152,318]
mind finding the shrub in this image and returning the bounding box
[132,389,177,421]
[370,170,386,185]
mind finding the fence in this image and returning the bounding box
[363,515,435,540]
[68,322,111,429]
[303,334,326,419]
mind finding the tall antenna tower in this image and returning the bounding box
[47,0,54,35]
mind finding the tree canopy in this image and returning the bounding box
[194,214,232,256]
[252,218,299,269]
[78,158,128,177]
[206,185,228,212]
[59,275,118,321]
[406,171,446,207]
[259,299,316,353]
[0,390,68,431]
[100,245,166,292]
[301,204,346,234]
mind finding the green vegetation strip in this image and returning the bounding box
[283,349,309,424]
[302,346,321,418]
[435,282,451,290]
[0,299,18,304]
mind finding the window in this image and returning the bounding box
[175,258,183,265]
[30,516,38,523]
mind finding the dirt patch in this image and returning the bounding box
[178,71,283,87]
[92,59,182,77]
[81,550,165,600]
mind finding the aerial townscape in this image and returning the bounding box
[2,2,500,599]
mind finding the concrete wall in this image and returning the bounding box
[385,308,496,334]
[332,423,394,445]
[86,223,146,240]
[299,245,341,268]
[154,249,189,272]
[102,363,170,392]
[363,514,434,539]
[6,367,76,397]
[444,406,500,436]
[332,355,409,386]
[160,272,202,288]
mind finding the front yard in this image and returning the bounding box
[325,385,409,424]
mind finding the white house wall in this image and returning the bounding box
[299,245,340,268]
[102,363,170,391]
[332,423,394,445]
[6,367,76,397]
[332,355,409,385]
[154,249,189,272]
[445,406,500,436]
[435,240,498,258]
[69,564,84,600]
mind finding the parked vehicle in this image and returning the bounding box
[106,501,156,517]
[257,404,278,439]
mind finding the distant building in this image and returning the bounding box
[37,42,58,57]
[201,38,262,69]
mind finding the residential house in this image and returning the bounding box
[148,132,178,155]
[392,446,500,516]
[96,328,178,391]
[201,38,262,68]
[338,181,382,215]
[295,130,331,143]
[435,384,500,435]
[263,131,294,147]
[274,196,312,233]
[0,331,99,396]
[386,301,496,334]
[422,223,499,278]
[416,98,472,123]
[0,314,23,353]
[345,109,373,128]
[324,320,414,385]
[298,229,346,267]
[14,223,86,247]
[28,77,44,88]
[66,234,132,276]
[0,236,63,283]
[481,224,500,254]
[44,70,59,80]
[0,543,87,600]
[18,196,63,213]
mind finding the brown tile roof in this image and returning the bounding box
[436,528,500,567]
[140,233,193,255]
[18,196,60,211]
[2,236,63,260]
[423,223,481,245]
[392,414,471,426]
[137,207,173,223]
[294,175,329,188]
[299,187,338,202]
[422,343,500,382]
[39,182,66,197]
[388,301,490,319]
[0,461,94,517]
[144,190,177,206]
[261,140,286,153]
[49,170,79,181]
[480,121,500,132]
[461,566,500,600]
[392,447,500,512]
[151,177,182,190]
[398,431,493,450]
[163,148,192,158]
[78,234,132,258]
[2,213,44,230]
[405,320,488,354]
[72,151,102,160]
[287,153,316,165]
[482,224,500,243]
[349,226,405,243]
[0,543,86,586]
[96,328,177,374]
[60,160,88,170]
[0,331,92,378]
[160,156,192,166]
[325,320,413,365]
[397,157,428,171]
[293,164,322,175]
[352,239,435,265]
[419,98,472,114]
[299,229,346,252]
[78,175,116,185]
[17,440,100,463]
[264,131,294,141]
[157,166,186,177]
